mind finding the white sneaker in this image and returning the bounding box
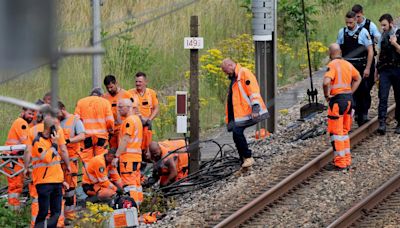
[242,157,255,168]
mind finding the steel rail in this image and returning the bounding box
[215,104,396,228]
[328,171,400,227]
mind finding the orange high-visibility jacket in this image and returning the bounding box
[5,117,31,152]
[324,58,360,96]
[74,96,114,139]
[119,114,143,161]
[61,115,82,158]
[103,89,137,129]
[158,139,189,182]
[82,154,121,191]
[225,64,269,127]
[129,88,158,118]
[31,133,64,185]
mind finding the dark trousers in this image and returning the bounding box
[232,125,251,160]
[352,61,375,119]
[35,183,63,228]
[378,67,400,121]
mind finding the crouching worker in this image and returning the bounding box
[82,149,124,202]
[148,140,189,187]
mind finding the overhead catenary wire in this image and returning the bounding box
[0,0,199,86]
[60,0,197,37]
[96,0,199,44]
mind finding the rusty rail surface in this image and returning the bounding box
[215,104,396,228]
[327,171,400,227]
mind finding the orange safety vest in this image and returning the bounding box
[103,89,137,129]
[31,133,64,185]
[119,115,143,161]
[61,115,81,158]
[82,154,121,191]
[158,140,189,182]
[324,58,360,96]
[128,88,158,118]
[225,64,269,127]
[75,96,114,139]
[5,117,31,153]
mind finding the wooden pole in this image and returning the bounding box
[189,15,200,174]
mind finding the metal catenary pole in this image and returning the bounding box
[189,15,200,174]
[252,0,277,133]
[92,0,102,89]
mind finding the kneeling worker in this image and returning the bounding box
[148,140,189,187]
[82,149,124,202]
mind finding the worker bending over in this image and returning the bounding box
[82,149,123,202]
[148,140,189,187]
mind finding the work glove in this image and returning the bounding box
[112,157,119,167]
[251,104,260,119]
[227,121,235,132]
[116,188,124,196]
[146,119,152,130]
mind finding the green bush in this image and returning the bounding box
[0,198,30,228]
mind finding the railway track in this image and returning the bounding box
[209,103,399,227]
[329,171,400,227]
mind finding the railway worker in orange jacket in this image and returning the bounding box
[148,140,189,187]
[103,75,138,150]
[129,72,159,153]
[3,107,34,210]
[74,87,114,166]
[323,43,362,170]
[57,101,85,220]
[30,117,71,227]
[221,59,269,168]
[82,149,123,202]
[113,98,144,206]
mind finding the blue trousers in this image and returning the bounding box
[232,126,251,160]
[378,67,400,121]
[35,183,63,228]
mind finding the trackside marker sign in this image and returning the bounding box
[184,37,204,49]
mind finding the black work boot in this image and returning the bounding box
[395,122,400,134]
[377,120,386,135]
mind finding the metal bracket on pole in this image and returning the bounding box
[0,145,27,178]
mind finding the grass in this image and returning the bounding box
[0,0,250,142]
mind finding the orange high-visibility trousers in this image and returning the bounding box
[119,157,143,206]
[6,159,24,210]
[80,136,108,166]
[141,126,152,151]
[62,159,78,219]
[327,96,352,168]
